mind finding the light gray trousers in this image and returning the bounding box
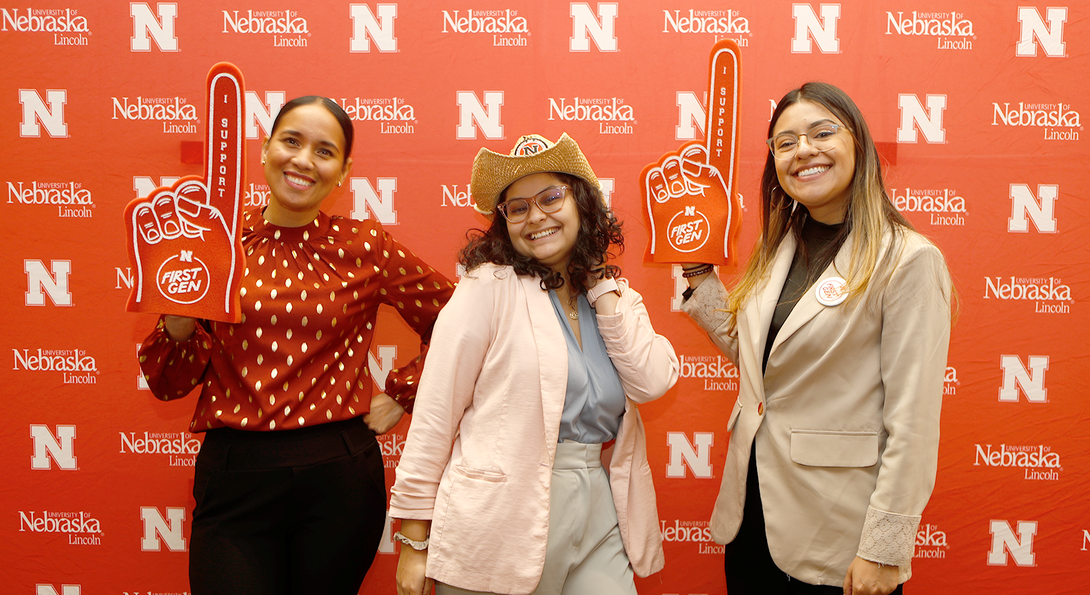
[436,441,637,595]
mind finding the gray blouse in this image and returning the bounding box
[548,290,626,443]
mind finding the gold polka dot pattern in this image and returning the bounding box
[138,209,455,432]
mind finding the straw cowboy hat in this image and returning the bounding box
[470,133,599,217]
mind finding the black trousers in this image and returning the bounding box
[189,418,387,595]
[724,448,904,595]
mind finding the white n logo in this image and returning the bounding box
[350,3,397,53]
[570,2,619,52]
[35,586,81,595]
[245,91,287,140]
[671,264,691,311]
[1016,7,1066,57]
[897,94,946,143]
[665,432,714,478]
[130,3,179,52]
[377,510,397,554]
[1008,183,1058,233]
[676,91,705,140]
[791,3,840,54]
[598,177,614,208]
[25,260,73,307]
[117,267,135,290]
[456,91,503,140]
[999,355,1048,403]
[133,176,181,198]
[140,506,187,552]
[136,343,150,390]
[19,89,68,138]
[368,345,397,390]
[350,177,398,225]
[988,520,1037,566]
[30,425,77,470]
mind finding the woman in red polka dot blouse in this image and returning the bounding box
[139,96,454,594]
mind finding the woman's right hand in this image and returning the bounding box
[395,546,433,595]
[163,315,198,342]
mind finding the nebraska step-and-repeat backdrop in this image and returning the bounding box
[2,2,1088,594]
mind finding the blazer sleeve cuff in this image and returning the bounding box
[680,275,730,332]
[856,506,920,567]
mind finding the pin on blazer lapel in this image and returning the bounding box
[766,232,857,359]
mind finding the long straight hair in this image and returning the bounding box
[727,82,913,317]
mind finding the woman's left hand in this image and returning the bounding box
[364,392,406,434]
[843,556,899,595]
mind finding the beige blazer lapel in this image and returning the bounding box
[752,234,798,358]
[768,233,856,356]
[520,275,567,462]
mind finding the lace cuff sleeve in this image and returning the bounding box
[856,506,920,567]
[681,275,731,332]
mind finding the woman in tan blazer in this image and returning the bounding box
[681,82,953,595]
[390,133,679,595]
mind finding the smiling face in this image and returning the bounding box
[772,100,856,224]
[503,173,580,276]
[261,102,353,227]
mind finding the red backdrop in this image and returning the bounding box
[3,2,1088,594]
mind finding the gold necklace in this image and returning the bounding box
[558,287,578,320]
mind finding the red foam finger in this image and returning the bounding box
[122,63,248,324]
[176,195,225,235]
[134,203,161,244]
[662,157,686,198]
[151,194,182,239]
[175,195,207,219]
[642,40,744,265]
[705,39,741,184]
[648,169,669,203]
[202,62,245,239]
[679,153,709,181]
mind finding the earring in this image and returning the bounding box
[261,158,266,165]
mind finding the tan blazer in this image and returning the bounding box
[683,228,951,586]
[390,263,678,594]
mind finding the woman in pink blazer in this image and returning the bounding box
[681,83,953,595]
[390,133,679,595]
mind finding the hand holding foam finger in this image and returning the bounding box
[641,39,742,265]
[123,63,247,323]
[642,141,732,264]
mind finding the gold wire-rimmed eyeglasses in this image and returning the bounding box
[766,124,846,160]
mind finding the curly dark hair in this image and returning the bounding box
[458,173,624,295]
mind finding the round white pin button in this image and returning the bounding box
[815,277,848,306]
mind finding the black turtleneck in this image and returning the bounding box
[762,213,845,373]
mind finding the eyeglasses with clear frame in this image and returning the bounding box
[766,124,846,160]
[496,185,569,223]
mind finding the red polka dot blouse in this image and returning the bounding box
[139,209,454,432]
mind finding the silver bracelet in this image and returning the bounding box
[393,531,429,551]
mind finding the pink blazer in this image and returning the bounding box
[390,263,678,594]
